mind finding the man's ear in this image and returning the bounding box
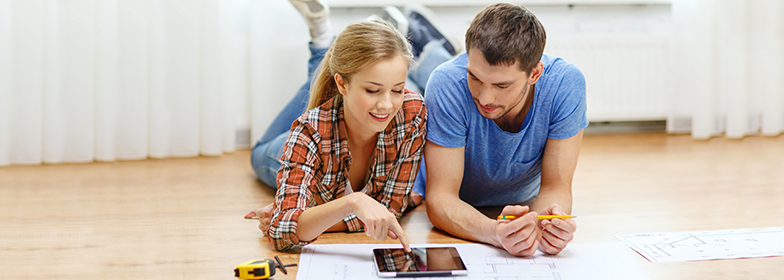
[527,61,544,85]
[334,73,348,96]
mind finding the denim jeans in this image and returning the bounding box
[410,40,453,90]
[251,41,453,189]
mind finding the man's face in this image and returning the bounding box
[465,49,533,121]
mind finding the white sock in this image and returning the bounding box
[308,17,331,48]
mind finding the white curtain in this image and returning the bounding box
[0,0,253,165]
[669,0,784,139]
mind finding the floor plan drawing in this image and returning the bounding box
[458,251,560,280]
[616,227,784,262]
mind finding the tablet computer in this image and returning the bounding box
[373,247,468,277]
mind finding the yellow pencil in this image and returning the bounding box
[497,215,576,220]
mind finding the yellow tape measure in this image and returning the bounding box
[234,256,296,279]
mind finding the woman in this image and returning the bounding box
[251,0,426,252]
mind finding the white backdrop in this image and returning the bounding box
[0,0,251,165]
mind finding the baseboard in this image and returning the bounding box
[584,120,666,134]
[235,122,669,149]
[235,129,252,149]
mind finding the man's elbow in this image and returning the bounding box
[424,191,451,230]
[425,205,446,231]
[424,196,438,217]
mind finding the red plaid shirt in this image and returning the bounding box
[268,90,427,251]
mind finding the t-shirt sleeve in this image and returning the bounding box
[424,63,469,148]
[548,64,588,139]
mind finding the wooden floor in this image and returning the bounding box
[1,132,783,279]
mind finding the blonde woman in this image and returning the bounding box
[250,0,427,252]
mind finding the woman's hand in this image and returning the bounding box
[348,193,411,252]
[255,203,275,234]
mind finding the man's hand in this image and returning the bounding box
[494,205,540,256]
[537,203,576,255]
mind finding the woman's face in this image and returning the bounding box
[336,55,409,137]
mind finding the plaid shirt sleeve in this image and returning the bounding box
[266,120,322,251]
[345,91,428,232]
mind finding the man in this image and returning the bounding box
[414,3,587,257]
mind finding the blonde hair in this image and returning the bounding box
[307,19,413,110]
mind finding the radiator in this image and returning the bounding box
[545,35,670,122]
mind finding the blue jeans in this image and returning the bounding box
[251,41,453,189]
[410,40,453,90]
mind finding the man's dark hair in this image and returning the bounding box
[465,3,546,73]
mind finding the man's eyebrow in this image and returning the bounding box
[467,69,514,86]
[467,69,480,81]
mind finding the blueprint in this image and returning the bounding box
[615,227,784,262]
[296,242,649,280]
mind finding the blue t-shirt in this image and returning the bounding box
[413,53,587,207]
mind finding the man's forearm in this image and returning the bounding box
[531,183,573,214]
[426,192,500,247]
[536,131,582,215]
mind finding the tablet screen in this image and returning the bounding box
[373,247,466,275]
